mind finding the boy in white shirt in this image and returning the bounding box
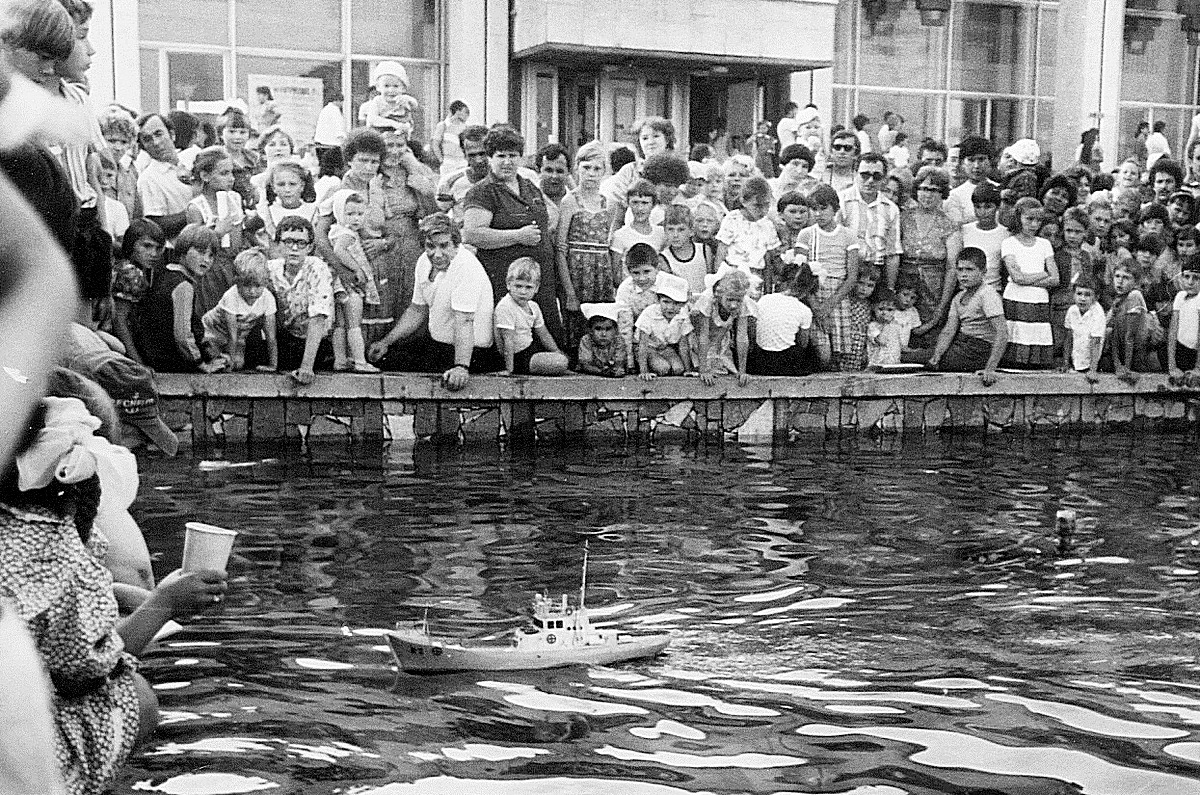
[1062,279,1106,383]
[615,243,665,370]
[961,183,1011,290]
[1168,256,1200,386]
[493,257,568,375]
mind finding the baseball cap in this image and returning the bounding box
[77,353,179,456]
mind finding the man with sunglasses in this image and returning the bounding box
[838,153,900,283]
[823,129,859,193]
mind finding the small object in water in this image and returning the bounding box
[386,547,670,673]
[1056,509,1077,553]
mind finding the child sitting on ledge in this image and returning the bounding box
[576,303,626,377]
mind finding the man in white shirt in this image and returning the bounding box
[314,96,346,146]
[944,135,994,227]
[435,125,490,224]
[367,213,497,388]
[136,113,194,237]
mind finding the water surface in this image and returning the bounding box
[118,434,1200,794]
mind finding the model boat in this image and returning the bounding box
[386,548,671,673]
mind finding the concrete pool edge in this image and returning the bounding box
[152,371,1200,445]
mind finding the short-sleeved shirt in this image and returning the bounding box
[203,285,277,344]
[1173,290,1200,349]
[837,186,901,266]
[794,223,861,285]
[137,157,194,218]
[493,294,544,354]
[895,306,922,348]
[963,222,1012,290]
[268,256,335,340]
[692,288,759,328]
[949,283,1005,342]
[1065,303,1107,369]
[635,303,693,349]
[943,180,978,227]
[715,210,781,272]
[755,293,812,351]
[412,247,494,348]
[464,173,554,295]
[611,224,665,256]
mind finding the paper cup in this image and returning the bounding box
[182,522,238,572]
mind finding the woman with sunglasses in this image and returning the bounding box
[899,165,962,345]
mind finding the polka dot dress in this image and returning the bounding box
[0,502,140,795]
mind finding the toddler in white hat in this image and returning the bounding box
[358,60,419,135]
[635,273,694,380]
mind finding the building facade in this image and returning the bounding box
[85,0,1199,168]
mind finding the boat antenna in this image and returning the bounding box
[580,540,589,610]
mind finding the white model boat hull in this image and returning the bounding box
[386,630,671,673]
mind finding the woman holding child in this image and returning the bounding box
[899,166,961,339]
[371,131,436,332]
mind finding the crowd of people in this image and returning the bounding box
[8,0,1200,395]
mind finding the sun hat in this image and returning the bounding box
[580,303,620,323]
[1008,138,1040,166]
[372,61,409,87]
[653,273,690,303]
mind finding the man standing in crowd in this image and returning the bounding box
[839,152,901,289]
[536,143,571,210]
[823,128,859,192]
[877,110,902,153]
[136,112,193,237]
[944,136,994,227]
[777,102,800,149]
[436,124,489,223]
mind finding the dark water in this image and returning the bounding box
[115,434,1200,794]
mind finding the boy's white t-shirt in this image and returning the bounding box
[963,222,1011,290]
[894,306,922,348]
[610,224,666,256]
[715,210,781,273]
[493,294,544,354]
[755,293,812,351]
[1173,290,1200,349]
[217,285,277,320]
[635,304,693,349]
[1064,303,1107,370]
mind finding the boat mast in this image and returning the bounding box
[579,541,588,610]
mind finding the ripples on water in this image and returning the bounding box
[117,434,1200,794]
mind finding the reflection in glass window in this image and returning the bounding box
[140,0,228,45]
[168,52,224,108]
[857,3,945,91]
[951,2,1032,95]
[237,56,342,143]
[351,0,438,59]
[237,0,340,52]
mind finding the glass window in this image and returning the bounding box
[351,59,439,142]
[561,76,597,149]
[139,0,227,45]
[1117,106,1149,164]
[237,56,342,143]
[167,52,224,110]
[140,50,161,114]
[1122,14,1200,106]
[610,78,637,143]
[646,81,669,120]
[951,1,1033,96]
[857,91,940,151]
[858,3,946,91]
[949,97,1029,150]
[534,72,554,152]
[237,0,340,52]
[351,0,438,59]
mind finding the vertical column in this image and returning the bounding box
[89,0,140,108]
[445,0,489,123]
[1053,0,1124,171]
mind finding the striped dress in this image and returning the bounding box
[999,234,1055,368]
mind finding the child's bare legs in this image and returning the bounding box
[342,292,379,373]
[332,302,349,371]
[133,671,160,745]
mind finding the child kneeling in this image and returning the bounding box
[576,303,627,377]
[748,264,817,376]
[636,274,694,380]
[495,257,569,375]
[202,249,279,372]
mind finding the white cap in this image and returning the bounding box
[1008,138,1040,166]
[687,160,708,180]
[654,273,690,303]
[580,302,620,323]
[372,61,409,87]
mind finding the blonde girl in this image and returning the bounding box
[556,140,613,352]
[256,160,318,243]
[250,125,295,204]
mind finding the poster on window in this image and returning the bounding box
[246,74,324,145]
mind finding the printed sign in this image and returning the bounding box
[247,74,324,145]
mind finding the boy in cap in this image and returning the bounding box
[576,303,626,377]
[358,61,419,135]
[635,273,693,379]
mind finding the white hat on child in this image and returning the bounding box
[654,274,690,304]
[372,61,409,86]
[580,303,620,323]
[1007,138,1040,166]
[687,161,707,180]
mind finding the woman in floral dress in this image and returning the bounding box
[557,141,615,355]
[899,165,962,342]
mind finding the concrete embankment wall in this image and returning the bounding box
[153,372,1200,446]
